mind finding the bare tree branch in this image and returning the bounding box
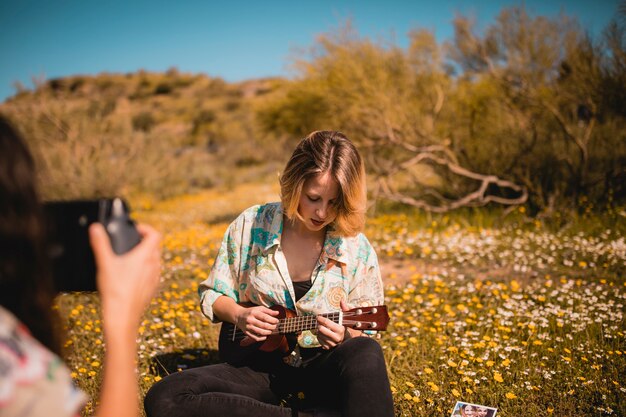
[378,148,527,212]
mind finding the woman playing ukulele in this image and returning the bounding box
[145,131,394,417]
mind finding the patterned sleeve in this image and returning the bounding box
[0,307,87,417]
[199,211,246,322]
[347,235,385,307]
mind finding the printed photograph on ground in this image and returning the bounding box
[451,401,497,417]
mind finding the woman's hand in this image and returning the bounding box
[90,223,161,417]
[235,305,279,342]
[89,223,162,332]
[317,300,352,350]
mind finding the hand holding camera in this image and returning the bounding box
[44,197,161,327]
[45,198,150,292]
[89,221,161,332]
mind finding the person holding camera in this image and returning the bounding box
[0,116,162,417]
[144,131,394,417]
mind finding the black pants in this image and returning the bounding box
[144,337,394,417]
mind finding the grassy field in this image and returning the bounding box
[55,184,626,416]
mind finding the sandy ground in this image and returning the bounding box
[379,258,526,287]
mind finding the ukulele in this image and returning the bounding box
[218,304,390,365]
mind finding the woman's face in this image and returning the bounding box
[461,405,476,417]
[475,407,488,417]
[296,171,339,232]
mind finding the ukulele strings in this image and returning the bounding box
[227,311,376,341]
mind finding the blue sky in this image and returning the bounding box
[0,0,620,102]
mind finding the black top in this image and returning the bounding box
[292,279,312,301]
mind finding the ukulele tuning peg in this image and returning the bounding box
[371,322,378,328]
[356,309,363,315]
[356,322,362,328]
[372,308,378,314]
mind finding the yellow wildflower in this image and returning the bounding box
[427,382,439,392]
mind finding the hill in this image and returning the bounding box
[0,69,291,201]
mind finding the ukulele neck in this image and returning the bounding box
[275,311,342,334]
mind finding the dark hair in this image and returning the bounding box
[0,115,60,355]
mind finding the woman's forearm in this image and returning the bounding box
[212,295,245,324]
[94,321,139,417]
[87,223,162,417]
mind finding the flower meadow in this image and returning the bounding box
[55,186,625,416]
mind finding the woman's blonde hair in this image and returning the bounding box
[280,131,367,237]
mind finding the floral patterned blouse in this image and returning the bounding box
[199,202,384,348]
[0,306,86,417]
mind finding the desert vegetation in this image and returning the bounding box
[2,7,624,214]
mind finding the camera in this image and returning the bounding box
[44,198,141,292]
